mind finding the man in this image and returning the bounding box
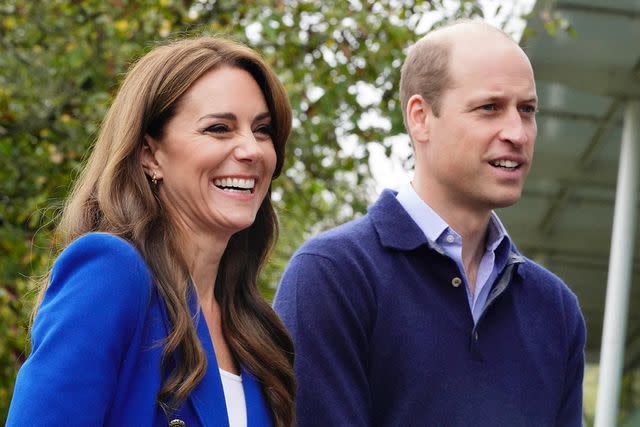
[274,20,585,426]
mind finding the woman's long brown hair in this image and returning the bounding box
[33,37,295,426]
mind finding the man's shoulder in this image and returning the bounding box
[294,189,415,258]
[517,256,566,287]
[295,213,378,258]
[516,255,581,309]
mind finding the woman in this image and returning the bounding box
[7,37,295,426]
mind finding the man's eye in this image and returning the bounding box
[519,105,537,114]
[204,124,229,133]
[479,104,498,111]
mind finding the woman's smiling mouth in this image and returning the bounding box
[213,177,256,194]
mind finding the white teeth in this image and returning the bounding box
[213,177,255,190]
[491,159,519,168]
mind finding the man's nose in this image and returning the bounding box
[499,109,530,146]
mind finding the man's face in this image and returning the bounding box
[423,35,538,214]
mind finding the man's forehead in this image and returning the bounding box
[445,49,536,104]
[448,34,533,81]
[464,90,538,103]
[433,22,528,65]
[450,29,525,57]
[425,20,514,45]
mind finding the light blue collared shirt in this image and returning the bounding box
[396,182,512,323]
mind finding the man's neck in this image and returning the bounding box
[446,210,489,296]
[411,180,492,293]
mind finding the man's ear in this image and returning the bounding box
[406,94,432,145]
[140,134,161,178]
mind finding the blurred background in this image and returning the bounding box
[1,0,638,424]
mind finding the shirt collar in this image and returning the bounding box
[396,181,449,244]
[368,189,430,251]
[395,181,512,251]
[486,211,509,251]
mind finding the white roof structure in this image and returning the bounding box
[497,0,640,424]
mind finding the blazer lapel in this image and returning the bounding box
[241,366,273,427]
[188,307,230,426]
[172,289,274,426]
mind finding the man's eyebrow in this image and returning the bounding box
[467,94,538,105]
[466,93,503,104]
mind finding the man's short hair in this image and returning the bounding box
[400,20,515,131]
[399,34,451,129]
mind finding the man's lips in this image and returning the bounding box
[488,155,527,170]
[489,159,520,169]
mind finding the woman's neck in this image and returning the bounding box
[181,230,230,310]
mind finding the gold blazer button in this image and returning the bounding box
[169,420,186,427]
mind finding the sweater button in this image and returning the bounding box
[451,277,462,287]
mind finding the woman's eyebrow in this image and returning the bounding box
[197,112,236,122]
[254,111,271,121]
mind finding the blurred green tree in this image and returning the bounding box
[0,0,519,419]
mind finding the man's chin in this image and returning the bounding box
[491,192,523,209]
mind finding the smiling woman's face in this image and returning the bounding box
[144,66,276,240]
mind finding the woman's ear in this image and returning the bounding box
[141,134,161,179]
[406,94,432,145]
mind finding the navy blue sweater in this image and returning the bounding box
[274,190,585,427]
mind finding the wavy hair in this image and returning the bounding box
[34,37,295,425]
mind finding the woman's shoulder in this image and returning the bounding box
[14,233,160,425]
[50,232,154,308]
[58,232,148,271]
[61,232,144,260]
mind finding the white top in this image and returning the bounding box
[219,368,247,427]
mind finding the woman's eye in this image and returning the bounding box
[254,124,273,137]
[204,124,229,134]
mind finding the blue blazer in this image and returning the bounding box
[7,233,273,426]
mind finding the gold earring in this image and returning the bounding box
[151,172,159,185]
